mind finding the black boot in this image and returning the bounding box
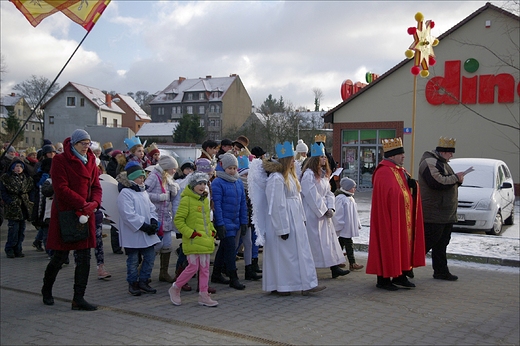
[252,257,262,273]
[392,274,416,288]
[245,264,262,281]
[42,253,65,305]
[376,276,398,291]
[71,249,97,311]
[138,280,157,294]
[330,265,350,278]
[229,270,246,290]
[128,282,141,296]
[211,267,230,284]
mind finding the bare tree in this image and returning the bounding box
[13,75,60,110]
[313,88,324,111]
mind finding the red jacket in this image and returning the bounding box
[46,137,102,251]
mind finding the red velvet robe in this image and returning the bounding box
[46,137,103,251]
[366,159,426,278]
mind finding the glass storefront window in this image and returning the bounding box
[340,129,396,189]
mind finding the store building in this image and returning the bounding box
[324,3,519,190]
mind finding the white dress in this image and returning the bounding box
[333,191,361,238]
[300,169,345,268]
[262,173,318,292]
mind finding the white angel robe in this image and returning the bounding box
[263,173,318,292]
[333,192,361,238]
[300,169,346,268]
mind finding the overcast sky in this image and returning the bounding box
[0,1,511,111]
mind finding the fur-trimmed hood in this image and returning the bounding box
[116,171,142,192]
[261,158,284,174]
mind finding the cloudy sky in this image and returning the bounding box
[0,1,511,111]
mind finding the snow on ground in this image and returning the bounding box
[353,191,520,262]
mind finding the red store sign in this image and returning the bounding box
[425,60,520,105]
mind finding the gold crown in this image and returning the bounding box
[25,147,37,155]
[102,142,113,150]
[438,137,456,148]
[382,137,403,152]
[314,134,326,143]
[146,143,158,152]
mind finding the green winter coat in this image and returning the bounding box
[174,187,216,255]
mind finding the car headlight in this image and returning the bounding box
[475,199,492,210]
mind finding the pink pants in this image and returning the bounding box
[174,254,210,293]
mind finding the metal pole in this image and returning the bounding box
[410,75,417,177]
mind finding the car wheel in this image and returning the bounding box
[504,210,514,225]
[485,212,503,235]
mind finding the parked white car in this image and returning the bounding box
[449,158,515,235]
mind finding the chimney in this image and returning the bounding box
[10,92,15,96]
[206,75,212,79]
[105,93,112,108]
[179,77,186,83]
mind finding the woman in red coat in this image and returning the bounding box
[42,129,102,311]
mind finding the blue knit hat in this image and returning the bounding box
[71,129,91,145]
[125,161,145,181]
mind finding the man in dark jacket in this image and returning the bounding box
[418,137,464,281]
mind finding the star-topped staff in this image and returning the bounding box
[404,12,439,176]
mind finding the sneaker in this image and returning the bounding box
[168,283,182,305]
[97,264,112,280]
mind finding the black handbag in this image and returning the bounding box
[59,210,89,243]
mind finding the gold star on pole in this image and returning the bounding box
[405,12,439,78]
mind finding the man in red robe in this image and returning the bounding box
[366,138,426,291]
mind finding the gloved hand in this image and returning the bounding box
[407,177,417,190]
[176,232,182,239]
[190,230,202,238]
[169,183,179,197]
[324,208,335,218]
[150,218,159,227]
[281,234,289,240]
[211,230,216,238]
[215,225,226,240]
[159,193,169,202]
[82,201,98,215]
[139,222,157,236]
[240,224,248,236]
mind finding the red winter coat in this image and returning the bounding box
[46,137,102,251]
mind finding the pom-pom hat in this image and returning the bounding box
[195,158,214,174]
[295,139,308,153]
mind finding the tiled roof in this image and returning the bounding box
[136,122,178,137]
[117,94,151,121]
[150,76,237,104]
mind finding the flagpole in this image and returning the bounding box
[410,75,417,177]
[1,30,92,161]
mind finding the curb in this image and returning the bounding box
[353,243,520,268]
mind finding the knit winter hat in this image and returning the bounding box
[295,139,308,153]
[41,145,56,155]
[340,177,356,191]
[6,146,16,154]
[220,152,238,170]
[195,157,214,174]
[188,172,209,189]
[158,155,178,170]
[71,129,91,145]
[9,158,25,171]
[125,161,146,181]
[91,141,101,152]
[110,150,122,158]
[180,160,196,172]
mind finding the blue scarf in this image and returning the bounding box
[71,145,88,164]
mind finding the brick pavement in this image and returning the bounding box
[1,224,519,345]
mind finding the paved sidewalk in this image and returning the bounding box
[1,224,519,345]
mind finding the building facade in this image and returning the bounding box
[1,93,42,149]
[149,74,252,141]
[324,3,519,190]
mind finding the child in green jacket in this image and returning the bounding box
[168,172,218,307]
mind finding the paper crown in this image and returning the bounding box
[314,134,326,143]
[311,142,325,157]
[437,137,456,152]
[25,147,37,155]
[237,155,250,169]
[275,141,295,159]
[124,136,142,149]
[102,142,113,151]
[146,143,158,152]
[382,137,403,152]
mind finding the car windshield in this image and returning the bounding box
[450,163,495,188]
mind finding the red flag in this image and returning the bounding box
[10,0,110,32]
